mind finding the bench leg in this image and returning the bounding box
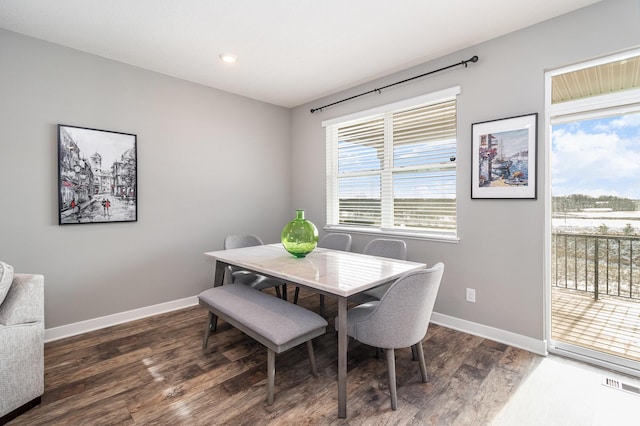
[267,348,276,405]
[202,311,218,350]
[306,340,318,377]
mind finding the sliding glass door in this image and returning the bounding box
[546,50,640,374]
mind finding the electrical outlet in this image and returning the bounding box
[466,288,476,303]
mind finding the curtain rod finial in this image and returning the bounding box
[464,55,479,67]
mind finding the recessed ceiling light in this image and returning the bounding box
[219,53,237,64]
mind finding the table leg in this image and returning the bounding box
[337,296,347,418]
[214,261,227,287]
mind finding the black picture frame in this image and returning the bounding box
[471,113,538,199]
[58,124,137,224]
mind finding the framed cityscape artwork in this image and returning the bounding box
[471,113,538,199]
[58,124,137,224]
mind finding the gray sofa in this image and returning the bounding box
[0,262,44,424]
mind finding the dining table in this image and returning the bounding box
[204,243,427,419]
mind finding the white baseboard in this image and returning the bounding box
[44,296,199,342]
[431,312,548,356]
[44,298,548,356]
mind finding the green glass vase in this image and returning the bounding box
[281,209,319,258]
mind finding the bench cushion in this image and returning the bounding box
[198,284,327,352]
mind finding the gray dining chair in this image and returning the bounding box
[363,238,407,260]
[350,238,407,304]
[318,233,353,252]
[292,233,352,309]
[224,234,285,298]
[342,262,444,410]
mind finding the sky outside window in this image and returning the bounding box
[552,112,640,200]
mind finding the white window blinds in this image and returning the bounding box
[325,87,459,238]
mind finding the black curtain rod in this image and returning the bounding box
[310,55,478,113]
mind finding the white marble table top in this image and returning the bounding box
[204,243,426,297]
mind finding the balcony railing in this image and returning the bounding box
[552,232,640,301]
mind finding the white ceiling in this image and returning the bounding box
[0,0,600,108]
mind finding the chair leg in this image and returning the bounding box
[415,341,428,383]
[385,348,398,410]
[267,348,276,405]
[411,344,418,361]
[202,311,217,350]
[306,340,319,377]
[282,283,288,301]
[275,285,282,299]
[319,294,325,316]
[293,286,300,304]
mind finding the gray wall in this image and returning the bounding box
[290,0,640,341]
[1,0,638,338]
[0,29,291,328]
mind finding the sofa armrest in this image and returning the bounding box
[0,274,44,326]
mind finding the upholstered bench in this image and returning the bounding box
[198,284,327,404]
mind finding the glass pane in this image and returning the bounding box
[551,110,640,362]
[552,112,640,222]
[337,117,384,173]
[394,139,456,167]
[338,175,381,226]
[393,169,456,231]
[393,100,456,144]
[338,140,382,173]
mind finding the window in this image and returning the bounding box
[324,86,459,239]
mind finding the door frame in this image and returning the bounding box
[544,48,640,377]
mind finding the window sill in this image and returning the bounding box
[323,225,460,244]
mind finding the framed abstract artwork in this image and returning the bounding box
[471,113,538,199]
[58,124,137,224]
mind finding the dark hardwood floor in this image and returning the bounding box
[8,288,541,425]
